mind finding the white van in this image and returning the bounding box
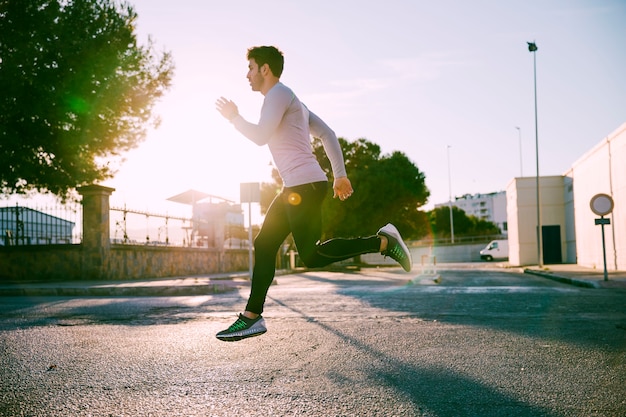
[480,240,509,261]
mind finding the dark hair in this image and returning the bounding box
[247,46,284,77]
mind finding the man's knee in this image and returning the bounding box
[298,250,328,268]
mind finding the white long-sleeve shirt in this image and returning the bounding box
[231,82,347,187]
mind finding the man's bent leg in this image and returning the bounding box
[286,182,381,268]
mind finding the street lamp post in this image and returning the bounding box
[528,41,542,267]
[515,126,523,177]
[447,145,455,244]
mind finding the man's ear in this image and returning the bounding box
[261,63,271,76]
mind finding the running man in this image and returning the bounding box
[215,46,411,341]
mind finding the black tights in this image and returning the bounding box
[245,181,381,314]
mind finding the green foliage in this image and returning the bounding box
[259,176,281,216]
[0,0,174,199]
[429,205,501,238]
[258,138,430,239]
[313,137,430,240]
[258,137,500,242]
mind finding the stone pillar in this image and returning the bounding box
[78,184,115,280]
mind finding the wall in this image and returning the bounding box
[506,177,539,266]
[0,243,249,282]
[570,123,625,270]
[563,175,577,263]
[362,242,491,266]
[0,245,83,281]
[107,246,249,280]
[506,176,567,266]
[0,185,250,282]
[505,122,625,270]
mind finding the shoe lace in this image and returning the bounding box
[228,318,249,332]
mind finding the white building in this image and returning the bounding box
[435,191,508,235]
[506,122,625,270]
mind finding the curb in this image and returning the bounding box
[0,283,245,297]
[524,269,599,289]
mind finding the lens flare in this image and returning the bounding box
[287,192,302,205]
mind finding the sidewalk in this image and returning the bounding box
[1,265,625,297]
[524,264,626,289]
[0,272,253,297]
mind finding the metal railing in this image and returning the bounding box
[109,206,248,248]
[0,202,82,246]
[409,234,506,247]
[1,200,504,250]
[110,206,192,247]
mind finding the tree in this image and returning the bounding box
[313,137,430,240]
[258,166,282,216]
[429,205,501,238]
[0,0,174,199]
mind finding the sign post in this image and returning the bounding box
[240,183,261,280]
[590,193,614,281]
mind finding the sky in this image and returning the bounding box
[30,0,626,219]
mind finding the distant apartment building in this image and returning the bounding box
[435,191,507,235]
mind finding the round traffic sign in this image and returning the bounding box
[590,193,614,216]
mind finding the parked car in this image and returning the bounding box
[480,239,509,261]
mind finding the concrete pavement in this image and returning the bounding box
[0,264,625,297]
[0,272,253,297]
[3,267,625,417]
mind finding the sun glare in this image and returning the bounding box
[105,114,271,217]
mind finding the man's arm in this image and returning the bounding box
[308,110,347,179]
[216,87,292,146]
[308,110,353,200]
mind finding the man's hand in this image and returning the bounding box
[333,176,353,201]
[216,96,239,121]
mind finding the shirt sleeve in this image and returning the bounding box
[231,87,293,146]
[308,109,348,179]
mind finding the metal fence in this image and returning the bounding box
[1,201,505,250]
[109,206,192,247]
[409,234,506,247]
[109,206,250,249]
[0,202,244,248]
[0,202,82,246]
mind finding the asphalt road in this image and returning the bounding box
[1,266,625,417]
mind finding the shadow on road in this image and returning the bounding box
[297,270,626,352]
[0,293,247,330]
[267,294,558,417]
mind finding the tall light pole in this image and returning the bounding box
[528,41,542,267]
[515,126,523,177]
[447,145,455,244]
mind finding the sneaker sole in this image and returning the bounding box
[216,329,267,342]
[216,318,267,342]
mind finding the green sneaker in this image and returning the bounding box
[378,223,412,272]
[216,313,267,342]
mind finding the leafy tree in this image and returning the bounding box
[429,205,500,238]
[0,0,174,199]
[471,217,501,236]
[259,174,281,215]
[258,138,430,239]
[313,137,430,240]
